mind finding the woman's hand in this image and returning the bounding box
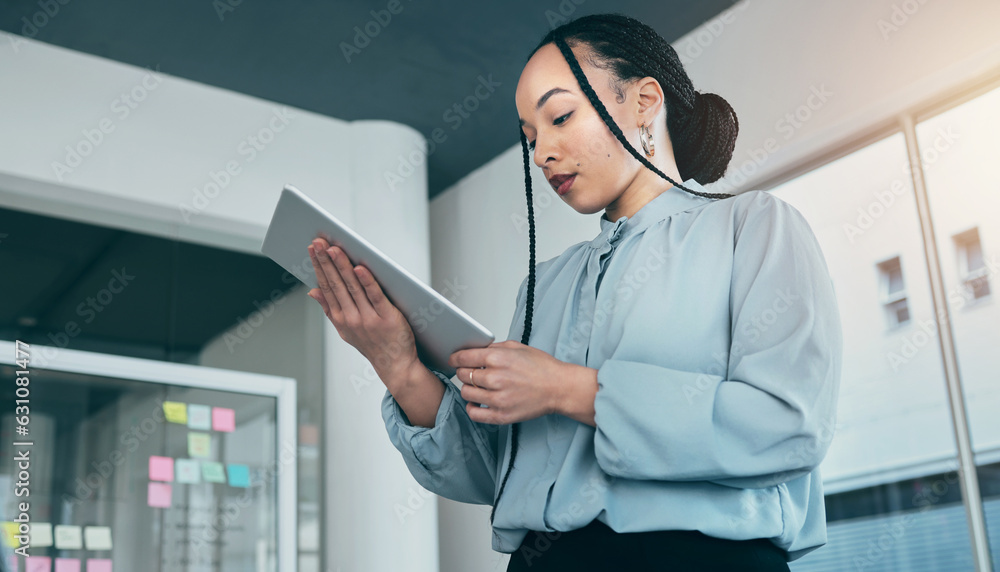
[307,238,420,384]
[449,340,576,425]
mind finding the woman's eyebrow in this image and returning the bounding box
[519,87,572,126]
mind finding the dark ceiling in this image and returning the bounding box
[0,1,736,362]
[0,0,738,199]
[0,205,294,362]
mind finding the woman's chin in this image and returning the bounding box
[564,198,606,217]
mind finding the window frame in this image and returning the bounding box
[731,74,1000,571]
[954,227,992,303]
[877,256,910,328]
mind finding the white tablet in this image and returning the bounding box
[260,185,495,377]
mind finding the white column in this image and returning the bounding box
[322,120,439,572]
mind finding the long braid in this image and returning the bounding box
[489,126,536,534]
[491,13,740,539]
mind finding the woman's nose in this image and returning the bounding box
[533,139,559,168]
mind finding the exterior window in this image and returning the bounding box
[954,227,991,301]
[878,256,910,327]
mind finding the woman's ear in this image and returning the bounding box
[634,76,666,126]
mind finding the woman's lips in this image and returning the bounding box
[555,174,576,195]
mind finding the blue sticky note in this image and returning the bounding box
[227,464,250,488]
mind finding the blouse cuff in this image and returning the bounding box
[382,369,458,450]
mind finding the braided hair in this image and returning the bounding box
[491,13,740,536]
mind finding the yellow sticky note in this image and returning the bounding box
[188,432,211,459]
[1,521,21,547]
[163,401,188,424]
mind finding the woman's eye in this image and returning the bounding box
[527,113,572,151]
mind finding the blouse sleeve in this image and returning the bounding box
[592,191,843,488]
[380,274,530,504]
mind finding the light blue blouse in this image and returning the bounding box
[382,178,843,561]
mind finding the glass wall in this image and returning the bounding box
[764,83,1000,570]
[766,134,972,570]
[917,84,1000,568]
[0,364,282,571]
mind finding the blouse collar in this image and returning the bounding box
[590,178,713,248]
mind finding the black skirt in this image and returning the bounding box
[506,519,790,572]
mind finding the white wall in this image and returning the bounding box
[687,0,1000,193]
[427,1,1000,570]
[0,31,439,572]
[0,31,425,259]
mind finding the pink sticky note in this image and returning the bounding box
[147,482,172,508]
[212,407,235,432]
[148,456,174,482]
[54,559,81,572]
[25,557,51,572]
[86,559,112,572]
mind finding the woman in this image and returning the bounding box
[307,13,842,572]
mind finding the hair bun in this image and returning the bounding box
[670,91,739,184]
[682,91,709,128]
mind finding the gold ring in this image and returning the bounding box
[469,369,478,388]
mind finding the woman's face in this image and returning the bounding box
[515,42,657,217]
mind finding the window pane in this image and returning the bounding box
[0,365,280,571]
[890,299,910,325]
[880,257,906,297]
[918,83,1000,565]
[966,239,985,273]
[888,266,905,295]
[769,133,973,570]
[969,277,991,300]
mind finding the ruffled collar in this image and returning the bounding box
[590,178,712,248]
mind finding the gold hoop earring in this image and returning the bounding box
[640,124,655,158]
